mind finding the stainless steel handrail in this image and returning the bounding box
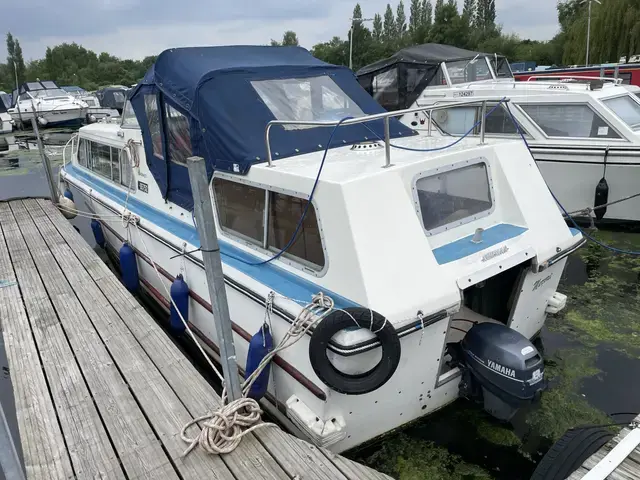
[526,74,623,85]
[264,98,508,168]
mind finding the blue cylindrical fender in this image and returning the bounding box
[245,323,273,400]
[119,242,139,293]
[63,188,74,201]
[169,274,188,334]
[91,219,106,248]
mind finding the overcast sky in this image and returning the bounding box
[1,0,560,62]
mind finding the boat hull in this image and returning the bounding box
[62,167,569,453]
[531,147,640,224]
[11,108,86,129]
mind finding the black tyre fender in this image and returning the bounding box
[530,426,614,480]
[309,308,401,395]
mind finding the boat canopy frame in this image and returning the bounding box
[128,45,415,211]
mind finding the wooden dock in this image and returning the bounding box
[569,414,640,480]
[0,198,390,480]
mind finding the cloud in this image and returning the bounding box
[0,0,560,62]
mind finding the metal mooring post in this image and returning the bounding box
[29,107,58,201]
[186,156,243,401]
[0,400,26,480]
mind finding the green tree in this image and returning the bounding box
[373,13,383,42]
[463,0,476,26]
[282,31,299,46]
[396,1,407,41]
[311,36,348,66]
[409,0,422,38]
[270,31,299,46]
[383,4,397,43]
[6,33,25,85]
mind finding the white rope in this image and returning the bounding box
[180,291,334,456]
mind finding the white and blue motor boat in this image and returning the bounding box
[61,46,584,452]
[9,80,88,129]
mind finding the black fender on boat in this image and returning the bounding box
[309,308,401,395]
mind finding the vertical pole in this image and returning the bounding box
[427,110,433,137]
[586,1,591,67]
[349,22,354,70]
[383,116,391,168]
[187,156,242,401]
[13,61,23,130]
[0,401,26,480]
[480,101,487,145]
[29,104,58,201]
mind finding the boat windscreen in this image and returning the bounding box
[445,57,493,85]
[602,95,640,130]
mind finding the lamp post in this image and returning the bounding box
[582,0,601,67]
[349,17,375,70]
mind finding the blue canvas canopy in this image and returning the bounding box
[129,45,415,211]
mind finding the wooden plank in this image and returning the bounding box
[22,199,238,480]
[0,202,123,479]
[36,198,377,480]
[320,448,393,480]
[0,203,74,480]
[8,200,177,480]
[568,466,593,479]
[35,200,292,479]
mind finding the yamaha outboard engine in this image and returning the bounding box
[449,322,546,421]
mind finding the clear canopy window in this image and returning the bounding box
[602,95,640,130]
[520,104,621,138]
[252,76,364,128]
[416,162,493,233]
[121,101,139,128]
[432,104,522,136]
[445,57,493,85]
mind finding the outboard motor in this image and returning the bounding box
[449,322,545,421]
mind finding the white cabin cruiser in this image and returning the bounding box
[358,44,640,224]
[60,46,583,452]
[9,80,87,129]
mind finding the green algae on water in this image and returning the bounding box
[525,347,610,441]
[363,434,493,480]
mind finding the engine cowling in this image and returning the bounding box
[451,322,546,421]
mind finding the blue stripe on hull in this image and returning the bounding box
[64,164,357,309]
[433,224,528,265]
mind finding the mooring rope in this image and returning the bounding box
[132,223,335,455]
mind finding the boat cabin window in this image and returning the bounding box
[121,101,139,128]
[602,95,640,130]
[251,76,364,129]
[520,104,621,139]
[432,103,523,136]
[415,162,492,233]
[213,177,325,269]
[165,104,192,165]
[144,94,164,158]
[77,138,133,188]
[445,58,493,85]
[372,69,399,111]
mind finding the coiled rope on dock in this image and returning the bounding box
[178,292,334,456]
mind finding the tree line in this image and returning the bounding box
[0,35,156,93]
[1,0,639,93]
